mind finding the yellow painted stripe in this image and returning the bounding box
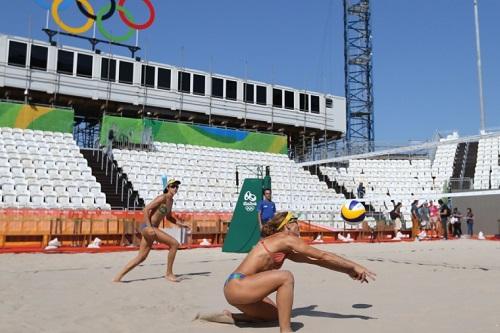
[14,105,54,129]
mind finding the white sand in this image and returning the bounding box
[0,240,499,333]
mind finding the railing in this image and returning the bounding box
[449,177,473,191]
[91,145,138,210]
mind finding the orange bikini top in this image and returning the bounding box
[260,240,286,268]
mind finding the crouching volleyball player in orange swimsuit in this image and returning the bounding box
[113,179,189,283]
[196,212,376,332]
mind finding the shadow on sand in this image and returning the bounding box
[292,304,376,320]
[122,271,211,283]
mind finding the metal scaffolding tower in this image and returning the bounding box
[344,0,374,153]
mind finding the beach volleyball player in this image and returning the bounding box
[113,179,189,282]
[196,212,376,332]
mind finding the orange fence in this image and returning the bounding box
[0,209,415,249]
[0,209,232,248]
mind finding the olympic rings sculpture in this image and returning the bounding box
[34,0,155,43]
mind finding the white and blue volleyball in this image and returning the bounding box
[340,200,366,224]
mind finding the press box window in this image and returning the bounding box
[244,83,254,103]
[178,71,191,93]
[141,65,155,87]
[272,89,282,108]
[256,86,266,105]
[57,50,74,75]
[311,96,320,113]
[76,53,93,77]
[101,58,116,81]
[211,77,223,98]
[226,80,237,100]
[158,68,171,90]
[119,61,133,84]
[284,90,294,110]
[30,45,48,71]
[299,93,309,112]
[193,74,205,95]
[8,41,27,67]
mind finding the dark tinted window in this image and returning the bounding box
[311,96,320,113]
[30,45,48,70]
[76,53,93,77]
[8,41,27,67]
[284,91,294,110]
[273,89,282,108]
[178,71,191,93]
[141,65,155,87]
[325,98,333,108]
[299,93,309,112]
[57,50,74,75]
[193,74,205,95]
[244,83,254,103]
[101,58,116,81]
[158,68,171,90]
[119,61,133,84]
[211,77,223,98]
[256,85,266,105]
[226,80,237,100]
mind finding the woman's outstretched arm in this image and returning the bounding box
[286,237,376,283]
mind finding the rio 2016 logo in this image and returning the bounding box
[34,0,155,43]
[243,191,257,212]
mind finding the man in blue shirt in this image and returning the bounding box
[257,188,276,228]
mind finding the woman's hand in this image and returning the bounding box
[349,264,376,283]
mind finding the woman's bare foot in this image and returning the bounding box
[112,276,122,283]
[165,273,179,282]
[194,310,235,324]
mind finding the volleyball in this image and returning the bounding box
[340,200,366,224]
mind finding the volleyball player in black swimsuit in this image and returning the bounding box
[113,179,189,282]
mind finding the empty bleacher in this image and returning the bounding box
[112,142,347,227]
[320,140,459,221]
[0,127,109,209]
[474,136,500,190]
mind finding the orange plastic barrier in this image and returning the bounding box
[0,209,232,248]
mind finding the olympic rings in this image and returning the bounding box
[118,0,155,30]
[76,0,116,21]
[97,4,135,43]
[40,0,155,42]
[52,0,94,35]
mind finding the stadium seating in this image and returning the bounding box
[112,143,347,227]
[474,136,500,190]
[0,127,109,209]
[320,139,459,221]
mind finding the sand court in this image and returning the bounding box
[0,240,499,333]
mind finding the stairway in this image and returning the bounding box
[81,149,144,209]
[463,141,478,178]
[452,143,467,178]
[304,165,379,215]
[305,165,355,199]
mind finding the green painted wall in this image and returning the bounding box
[0,102,73,133]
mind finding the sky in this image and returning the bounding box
[0,0,498,146]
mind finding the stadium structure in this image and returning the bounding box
[1,2,499,248]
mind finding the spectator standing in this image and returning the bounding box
[418,202,430,232]
[451,207,463,238]
[428,200,440,238]
[438,199,451,240]
[390,201,403,238]
[410,200,421,239]
[257,188,276,229]
[465,208,474,237]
